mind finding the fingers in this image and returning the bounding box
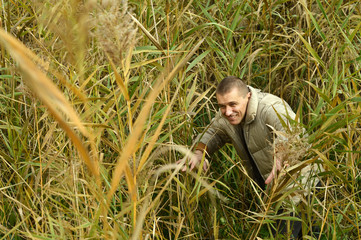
[265,157,285,185]
[181,159,191,172]
[176,158,187,171]
[190,161,196,171]
[187,158,200,172]
[202,159,209,172]
[265,171,274,185]
[177,157,196,172]
[180,162,194,172]
[177,152,207,172]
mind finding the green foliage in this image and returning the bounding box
[0,0,360,239]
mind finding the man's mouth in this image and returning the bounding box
[227,115,237,120]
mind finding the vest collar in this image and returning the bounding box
[244,86,259,124]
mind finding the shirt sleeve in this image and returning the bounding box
[194,113,231,155]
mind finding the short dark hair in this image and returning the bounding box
[216,76,249,96]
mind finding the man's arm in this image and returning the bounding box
[181,114,230,172]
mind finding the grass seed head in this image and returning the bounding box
[16,81,36,101]
[91,0,138,64]
[273,126,311,167]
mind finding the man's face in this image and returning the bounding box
[216,88,251,125]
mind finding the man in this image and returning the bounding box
[181,76,320,238]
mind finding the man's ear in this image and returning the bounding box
[247,91,252,99]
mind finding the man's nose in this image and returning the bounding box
[225,106,232,116]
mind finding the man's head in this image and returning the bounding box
[216,76,251,125]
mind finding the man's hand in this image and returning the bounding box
[177,150,209,172]
[265,157,283,185]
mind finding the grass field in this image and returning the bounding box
[1,0,361,239]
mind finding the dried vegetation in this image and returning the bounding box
[0,0,360,239]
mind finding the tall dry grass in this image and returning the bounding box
[0,0,360,239]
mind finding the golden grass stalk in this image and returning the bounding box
[104,38,205,227]
[0,28,100,185]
